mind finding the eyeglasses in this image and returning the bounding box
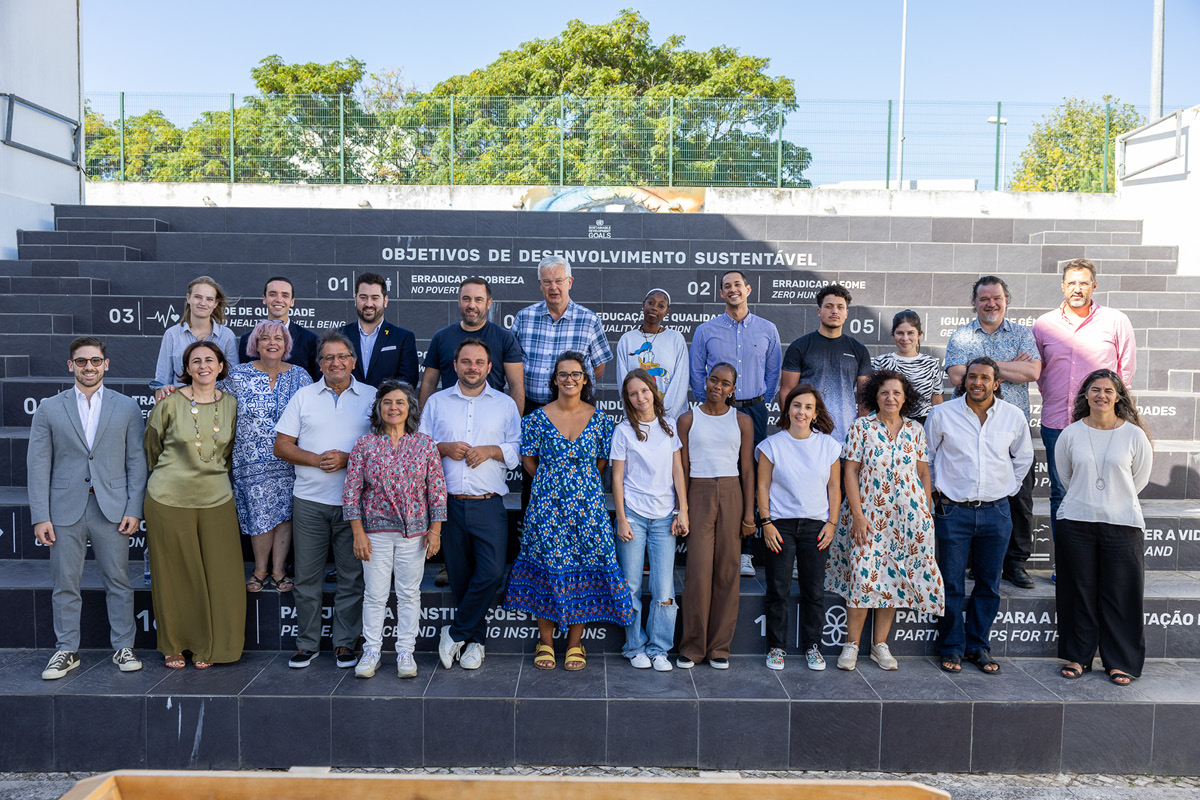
[556,370,585,381]
[72,357,105,367]
[540,278,569,288]
[319,353,354,363]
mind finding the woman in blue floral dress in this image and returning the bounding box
[505,351,636,671]
[219,320,312,592]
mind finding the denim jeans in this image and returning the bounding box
[361,532,425,654]
[615,508,677,658]
[1040,426,1065,540]
[934,501,1011,657]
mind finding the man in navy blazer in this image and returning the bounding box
[27,337,148,679]
[340,272,418,387]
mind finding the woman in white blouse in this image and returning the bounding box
[1054,369,1153,686]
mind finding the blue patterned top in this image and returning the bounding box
[943,318,1039,418]
[219,362,312,536]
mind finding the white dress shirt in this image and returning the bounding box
[74,385,104,450]
[924,395,1033,503]
[419,383,521,496]
[274,377,374,505]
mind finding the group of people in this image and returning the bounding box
[29,254,1151,688]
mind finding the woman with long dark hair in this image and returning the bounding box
[871,310,944,425]
[504,351,635,671]
[1055,369,1153,685]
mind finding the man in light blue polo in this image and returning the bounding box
[274,331,374,670]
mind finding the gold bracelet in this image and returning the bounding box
[740,521,756,528]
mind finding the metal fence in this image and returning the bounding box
[82,92,1161,191]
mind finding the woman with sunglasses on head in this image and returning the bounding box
[504,351,635,671]
[871,310,943,426]
[1055,369,1153,686]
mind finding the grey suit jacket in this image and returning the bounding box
[26,387,148,526]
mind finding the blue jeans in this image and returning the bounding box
[615,508,678,658]
[1040,426,1065,540]
[934,501,1011,657]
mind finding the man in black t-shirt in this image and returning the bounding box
[779,284,872,444]
[418,277,525,412]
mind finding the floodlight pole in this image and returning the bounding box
[895,0,908,189]
[1150,0,1165,119]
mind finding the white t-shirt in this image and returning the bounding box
[754,429,841,522]
[611,418,682,520]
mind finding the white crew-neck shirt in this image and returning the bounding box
[755,429,841,522]
[611,418,682,520]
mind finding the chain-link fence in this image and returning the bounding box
[83,92,1164,190]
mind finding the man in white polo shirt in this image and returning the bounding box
[420,338,521,670]
[275,331,374,669]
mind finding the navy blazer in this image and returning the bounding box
[341,320,419,387]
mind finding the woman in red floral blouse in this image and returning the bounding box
[343,380,447,679]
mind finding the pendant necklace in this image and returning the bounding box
[188,391,222,463]
[1085,419,1116,491]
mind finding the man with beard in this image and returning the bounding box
[418,277,525,413]
[944,276,1040,589]
[28,337,148,678]
[340,272,418,388]
[237,276,320,380]
[615,288,690,419]
[924,356,1033,675]
[420,339,521,670]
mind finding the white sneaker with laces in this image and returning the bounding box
[805,645,826,671]
[396,651,418,678]
[630,653,652,669]
[837,643,859,671]
[355,648,381,678]
[740,554,755,577]
[870,642,899,670]
[438,625,462,669]
[460,643,485,670]
[651,654,673,672]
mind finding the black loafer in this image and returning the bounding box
[1003,566,1035,589]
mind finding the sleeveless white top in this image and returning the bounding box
[687,406,741,478]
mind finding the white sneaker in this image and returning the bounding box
[792,566,799,580]
[630,653,652,669]
[870,642,898,670]
[355,648,380,678]
[740,554,755,577]
[438,625,463,669]
[651,654,673,672]
[396,651,418,678]
[837,643,859,671]
[675,656,695,669]
[805,645,826,671]
[112,648,142,672]
[460,643,485,670]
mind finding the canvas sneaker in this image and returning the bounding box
[630,653,652,669]
[438,625,463,669]
[42,650,79,680]
[709,657,730,670]
[675,656,695,669]
[396,651,418,678]
[740,554,755,577]
[870,642,899,670]
[355,648,381,678]
[837,643,859,671]
[806,645,826,671]
[334,646,358,669]
[288,649,318,668]
[651,654,673,672]
[112,648,142,672]
[460,643,485,670]
[766,648,786,671]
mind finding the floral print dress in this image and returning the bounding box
[824,413,945,614]
[504,408,636,628]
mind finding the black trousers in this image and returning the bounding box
[736,400,768,558]
[1005,467,1034,568]
[1055,518,1145,677]
[763,518,828,651]
[443,496,509,644]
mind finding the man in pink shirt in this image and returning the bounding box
[1034,258,1137,540]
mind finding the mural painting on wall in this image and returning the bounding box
[520,186,705,213]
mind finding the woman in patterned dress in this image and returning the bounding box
[870,310,944,425]
[219,319,312,592]
[825,370,944,671]
[504,351,636,671]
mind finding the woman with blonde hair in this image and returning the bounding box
[153,275,238,401]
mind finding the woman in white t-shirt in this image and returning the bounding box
[612,368,690,672]
[871,310,943,425]
[756,384,842,672]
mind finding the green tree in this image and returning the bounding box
[1011,96,1143,192]
[388,10,810,187]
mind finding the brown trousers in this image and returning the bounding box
[679,476,742,662]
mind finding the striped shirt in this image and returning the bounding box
[872,352,944,419]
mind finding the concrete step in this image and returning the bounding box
[1168,369,1200,393]
[55,216,169,232]
[0,314,73,335]
[4,275,109,296]
[1028,230,1144,246]
[0,357,29,379]
[16,244,142,262]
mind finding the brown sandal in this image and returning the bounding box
[165,654,186,669]
[564,646,587,671]
[272,574,294,592]
[246,573,268,592]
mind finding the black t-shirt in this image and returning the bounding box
[782,331,872,442]
[424,321,524,391]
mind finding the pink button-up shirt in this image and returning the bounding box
[1033,302,1136,430]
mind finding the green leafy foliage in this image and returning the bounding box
[1010,96,1143,192]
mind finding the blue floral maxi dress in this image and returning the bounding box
[504,408,636,628]
[824,413,945,615]
[220,363,313,536]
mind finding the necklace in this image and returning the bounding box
[188,391,222,463]
[1085,419,1116,491]
[639,325,661,345]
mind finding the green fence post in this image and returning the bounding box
[449,96,455,187]
[776,102,784,188]
[885,100,892,188]
[1103,102,1111,192]
[118,91,125,181]
[229,93,235,183]
[559,95,565,186]
[339,93,346,185]
[994,101,1002,190]
[668,96,674,187]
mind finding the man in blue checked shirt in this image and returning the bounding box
[510,255,613,415]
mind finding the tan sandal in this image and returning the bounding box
[564,646,587,671]
[165,654,186,669]
[533,643,556,670]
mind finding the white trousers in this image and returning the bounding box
[361,532,425,654]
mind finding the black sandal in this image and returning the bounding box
[965,650,1001,674]
[1060,663,1092,679]
[1108,669,1135,686]
[939,654,962,673]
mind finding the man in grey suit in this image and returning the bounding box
[27,336,148,679]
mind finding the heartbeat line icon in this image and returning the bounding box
[147,305,181,329]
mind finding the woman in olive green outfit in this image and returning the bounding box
[144,341,244,669]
